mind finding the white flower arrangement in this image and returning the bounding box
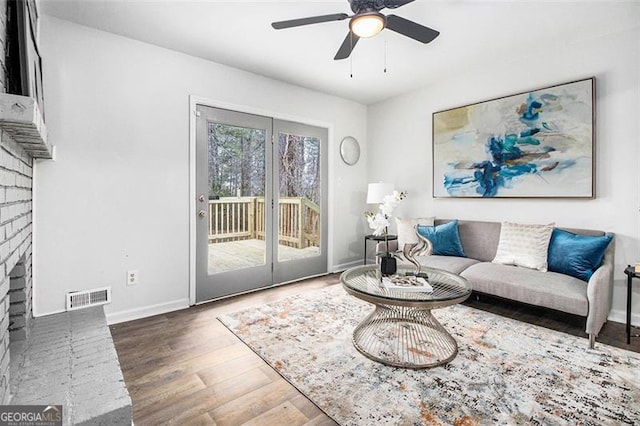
[365,190,407,257]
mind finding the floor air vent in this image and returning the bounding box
[66,287,111,311]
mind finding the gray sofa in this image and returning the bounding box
[383,219,615,348]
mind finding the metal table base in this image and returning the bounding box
[352,304,458,369]
[341,265,471,369]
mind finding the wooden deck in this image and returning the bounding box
[208,239,320,274]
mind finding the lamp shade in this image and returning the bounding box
[366,182,394,204]
[349,12,386,38]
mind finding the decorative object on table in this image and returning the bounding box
[402,228,433,278]
[219,284,640,425]
[364,183,406,275]
[379,253,397,276]
[381,274,433,292]
[339,136,360,165]
[432,77,594,198]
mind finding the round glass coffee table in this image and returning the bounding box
[340,264,472,369]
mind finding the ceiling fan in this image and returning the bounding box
[271,0,440,60]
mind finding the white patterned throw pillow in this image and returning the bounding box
[395,217,435,249]
[492,222,554,271]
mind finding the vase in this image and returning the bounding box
[380,256,397,276]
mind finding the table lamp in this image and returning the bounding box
[366,182,394,204]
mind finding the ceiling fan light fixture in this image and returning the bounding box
[349,12,386,38]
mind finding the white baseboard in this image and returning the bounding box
[106,298,190,325]
[608,308,640,327]
[332,260,363,273]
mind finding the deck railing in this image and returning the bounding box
[208,196,320,249]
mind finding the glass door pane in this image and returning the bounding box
[195,106,273,302]
[208,123,266,274]
[277,132,321,262]
[272,120,328,284]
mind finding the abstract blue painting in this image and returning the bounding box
[432,78,594,198]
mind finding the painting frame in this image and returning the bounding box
[432,78,595,199]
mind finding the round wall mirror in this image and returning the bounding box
[340,136,360,165]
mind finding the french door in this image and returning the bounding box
[195,105,328,302]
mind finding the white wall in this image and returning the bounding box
[35,17,368,321]
[33,11,640,326]
[367,26,640,324]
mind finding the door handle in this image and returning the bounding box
[198,210,206,218]
[198,194,206,202]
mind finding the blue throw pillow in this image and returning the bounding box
[416,220,466,257]
[547,228,613,282]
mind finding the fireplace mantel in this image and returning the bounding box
[0,93,51,159]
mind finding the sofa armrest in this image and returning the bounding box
[585,234,615,337]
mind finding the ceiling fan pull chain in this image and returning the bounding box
[350,32,354,78]
[384,38,387,74]
[350,55,353,78]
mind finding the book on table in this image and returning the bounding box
[381,276,434,293]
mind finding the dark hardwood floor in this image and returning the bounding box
[110,273,638,425]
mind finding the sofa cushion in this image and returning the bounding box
[413,255,480,275]
[547,229,613,282]
[417,220,465,257]
[461,262,588,316]
[492,222,554,271]
[436,219,501,262]
[395,216,434,250]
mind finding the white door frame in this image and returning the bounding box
[188,95,335,305]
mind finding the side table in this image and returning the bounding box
[624,265,639,344]
[363,234,397,265]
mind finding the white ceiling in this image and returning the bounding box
[40,0,639,105]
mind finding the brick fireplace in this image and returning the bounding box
[0,2,42,404]
[0,132,34,404]
[9,255,31,341]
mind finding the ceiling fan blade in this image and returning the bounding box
[385,14,440,43]
[334,32,360,60]
[382,0,416,9]
[272,13,349,30]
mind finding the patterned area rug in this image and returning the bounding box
[218,285,640,425]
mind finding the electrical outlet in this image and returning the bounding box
[127,270,139,286]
